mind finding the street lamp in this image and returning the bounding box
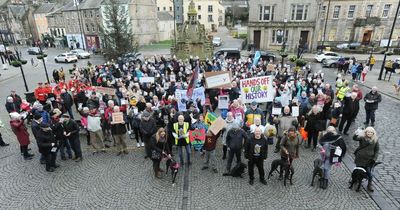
[14,47,29,92]
[321,0,331,51]
[378,1,400,80]
[280,18,288,69]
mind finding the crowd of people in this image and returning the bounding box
[1,53,382,191]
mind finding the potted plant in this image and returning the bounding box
[37,54,48,59]
[289,55,297,62]
[280,51,288,58]
[20,60,27,65]
[10,60,22,67]
[295,58,307,67]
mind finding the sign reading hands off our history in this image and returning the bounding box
[240,76,274,103]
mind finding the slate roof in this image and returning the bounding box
[34,3,56,14]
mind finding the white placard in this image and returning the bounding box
[240,76,275,103]
[139,77,155,83]
[272,107,282,115]
[120,99,127,105]
[218,95,229,109]
[334,147,342,156]
[292,106,299,117]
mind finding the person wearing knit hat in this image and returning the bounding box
[9,112,34,160]
[37,122,58,172]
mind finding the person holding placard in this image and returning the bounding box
[244,101,265,131]
[245,127,268,185]
[87,107,106,154]
[305,106,325,151]
[221,112,241,160]
[110,106,128,155]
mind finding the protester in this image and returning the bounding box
[110,106,128,155]
[363,87,382,127]
[10,112,34,160]
[87,107,106,154]
[273,106,298,153]
[223,127,247,176]
[0,120,10,147]
[280,127,300,179]
[244,127,268,185]
[150,128,170,178]
[172,115,191,165]
[140,111,157,159]
[37,122,59,172]
[201,130,221,173]
[62,114,82,162]
[338,92,360,135]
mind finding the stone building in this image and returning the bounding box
[62,1,86,49]
[46,7,67,48]
[157,11,174,41]
[79,0,101,50]
[183,0,225,32]
[248,0,319,52]
[316,0,400,47]
[33,3,56,40]
[129,0,159,45]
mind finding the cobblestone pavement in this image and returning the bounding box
[320,63,400,209]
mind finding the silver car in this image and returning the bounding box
[212,37,222,47]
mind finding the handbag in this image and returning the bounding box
[151,150,161,160]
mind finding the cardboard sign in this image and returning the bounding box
[267,64,275,71]
[204,71,232,89]
[111,112,124,124]
[204,112,218,127]
[218,95,229,109]
[240,76,275,103]
[189,129,206,142]
[175,87,206,112]
[272,107,282,115]
[208,117,227,135]
[95,86,115,95]
[139,77,155,83]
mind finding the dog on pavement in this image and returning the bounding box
[268,158,294,186]
[349,162,382,192]
[311,158,324,187]
[223,162,247,178]
[165,158,180,186]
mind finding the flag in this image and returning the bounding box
[186,61,199,98]
[253,51,261,66]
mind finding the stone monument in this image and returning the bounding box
[171,0,213,60]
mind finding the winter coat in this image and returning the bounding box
[61,92,73,108]
[226,128,247,150]
[10,119,30,146]
[276,115,298,137]
[140,118,157,138]
[63,119,80,139]
[221,119,241,145]
[110,122,127,135]
[280,134,300,159]
[5,102,20,113]
[353,135,379,168]
[244,135,268,160]
[50,119,65,141]
[150,135,170,155]
[364,91,382,111]
[36,129,56,154]
[244,108,265,126]
[305,112,325,133]
[319,132,347,163]
[342,97,360,119]
[203,132,221,151]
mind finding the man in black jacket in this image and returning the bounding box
[223,127,248,175]
[140,111,157,158]
[50,109,72,160]
[110,106,128,155]
[245,127,268,185]
[37,123,58,172]
[61,89,74,119]
[363,86,382,126]
[339,92,360,135]
[62,114,82,162]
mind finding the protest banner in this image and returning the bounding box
[272,107,282,115]
[95,86,116,95]
[139,77,155,83]
[204,112,218,127]
[175,89,188,112]
[267,64,275,71]
[175,87,206,112]
[208,117,227,135]
[189,129,206,142]
[111,112,124,124]
[292,106,299,117]
[204,71,232,89]
[240,76,274,103]
[218,95,229,109]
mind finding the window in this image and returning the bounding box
[291,4,308,21]
[333,6,340,19]
[382,4,391,18]
[208,14,213,22]
[176,6,179,11]
[366,5,373,17]
[272,29,288,44]
[169,7,172,11]
[259,5,275,21]
[198,5,201,10]
[157,7,159,11]
[86,23,89,32]
[348,5,355,18]
[163,7,166,11]
[208,5,213,12]
[90,11,93,18]
[92,23,95,32]
[198,15,201,20]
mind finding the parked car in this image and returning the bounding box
[348,42,361,49]
[314,51,340,63]
[214,48,241,60]
[212,37,222,47]
[70,49,91,59]
[54,53,78,63]
[27,47,42,55]
[121,52,144,64]
[322,56,350,68]
[336,43,349,49]
[248,51,276,62]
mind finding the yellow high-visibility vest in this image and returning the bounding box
[173,122,189,145]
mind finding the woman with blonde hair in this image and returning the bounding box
[353,126,379,192]
[149,127,171,178]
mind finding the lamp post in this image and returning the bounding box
[378,1,400,80]
[173,0,177,47]
[14,47,29,92]
[321,0,331,51]
[37,41,50,83]
[75,0,85,50]
[280,18,288,69]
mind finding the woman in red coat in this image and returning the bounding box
[9,112,34,160]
